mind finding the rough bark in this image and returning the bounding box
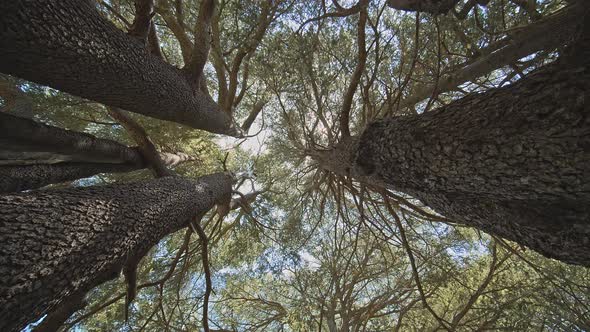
[0,112,149,192]
[354,49,590,265]
[0,163,142,194]
[0,173,233,332]
[0,0,236,135]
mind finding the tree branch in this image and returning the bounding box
[0,112,144,166]
[340,3,367,138]
[185,0,215,80]
[128,0,155,43]
[0,0,237,135]
[393,4,579,112]
[107,107,174,177]
[241,100,266,133]
[383,195,452,330]
[191,216,212,332]
[386,0,459,15]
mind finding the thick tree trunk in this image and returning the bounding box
[354,50,590,265]
[0,0,236,135]
[0,173,233,332]
[0,112,144,165]
[0,163,142,194]
[0,112,148,192]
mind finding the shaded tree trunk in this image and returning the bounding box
[0,112,144,165]
[0,162,142,194]
[0,112,203,193]
[0,0,236,135]
[354,47,590,265]
[0,112,148,192]
[0,173,233,332]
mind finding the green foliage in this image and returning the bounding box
[9,0,587,331]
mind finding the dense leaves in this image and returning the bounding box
[1,0,587,331]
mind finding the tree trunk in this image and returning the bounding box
[0,112,144,165]
[0,163,142,194]
[354,49,590,265]
[0,112,149,192]
[0,0,236,135]
[0,173,233,332]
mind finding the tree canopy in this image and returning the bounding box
[0,0,588,331]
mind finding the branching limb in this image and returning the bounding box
[297,0,365,32]
[383,194,452,331]
[386,0,459,15]
[392,4,580,112]
[185,0,215,80]
[241,100,266,133]
[340,2,368,138]
[129,0,155,43]
[223,1,273,114]
[107,107,174,177]
[155,0,193,62]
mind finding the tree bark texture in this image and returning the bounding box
[0,112,149,193]
[0,163,142,194]
[0,0,235,135]
[355,52,590,265]
[0,173,233,332]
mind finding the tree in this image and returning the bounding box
[0,173,232,332]
[0,0,236,135]
[0,112,146,192]
[293,1,588,264]
[0,0,588,331]
[351,48,590,265]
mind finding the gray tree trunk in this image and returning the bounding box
[0,163,142,194]
[0,173,233,332]
[354,49,590,265]
[0,112,144,165]
[0,0,235,135]
[0,112,147,193]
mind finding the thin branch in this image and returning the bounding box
[241,100,266,133]
[297,1,364,32]
[393,4,579,112]
[382,194,452,331]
